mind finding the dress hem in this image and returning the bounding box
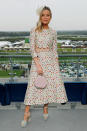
[24,99,68,106]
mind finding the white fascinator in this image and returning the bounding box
[36,6,44,16]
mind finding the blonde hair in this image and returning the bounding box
[35,6,52,33]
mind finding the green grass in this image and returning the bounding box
[58,37,87,41]
[0,57,32,63]
[0,70,24,78]
[0,46,87,78]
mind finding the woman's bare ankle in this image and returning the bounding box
[24,105,30,120]
[43,104,48,114]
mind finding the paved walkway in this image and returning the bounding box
[0,102,87,131]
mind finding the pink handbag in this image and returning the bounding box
[34,74,47,89]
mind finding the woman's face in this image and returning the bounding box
[40,9,51,25]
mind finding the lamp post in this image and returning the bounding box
[75,57,81,81]
[8,57,16,82]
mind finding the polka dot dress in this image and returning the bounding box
[24,26,68,105]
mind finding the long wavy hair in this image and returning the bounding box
[35,6,52,33]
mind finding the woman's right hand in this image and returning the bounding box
[36,64,43,75]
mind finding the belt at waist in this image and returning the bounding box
[35,46,51,52]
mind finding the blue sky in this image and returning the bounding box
[0,0,87,31]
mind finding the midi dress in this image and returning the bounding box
[24,26,68,105]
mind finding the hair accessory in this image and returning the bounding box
[36,6,44,16]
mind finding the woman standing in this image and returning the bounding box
[21,6,68,127]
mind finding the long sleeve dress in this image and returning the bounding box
[24,26,68,105]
